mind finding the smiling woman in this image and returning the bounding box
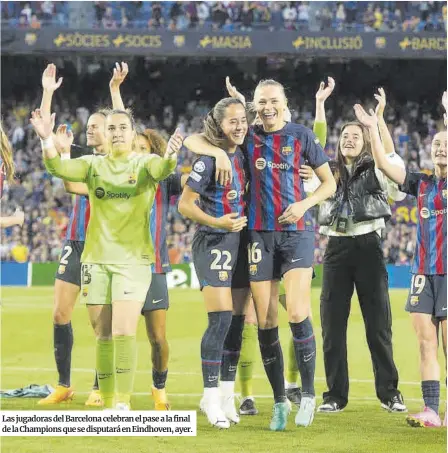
[29,106,182,411]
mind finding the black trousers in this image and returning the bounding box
[320,232,399,407]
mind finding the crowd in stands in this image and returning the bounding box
[2,1,446,33]
[1,57,445,265]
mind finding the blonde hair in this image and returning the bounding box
[0,122,15,184]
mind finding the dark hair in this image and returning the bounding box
[0,122,15,184]
[107,109,136,130]
[203,97,246,148]
[137,129,168,157]
[334,121,372,185]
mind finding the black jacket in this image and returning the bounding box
[318,157,391,226]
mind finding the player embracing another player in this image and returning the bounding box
[185,78,336,431]
[354,92,447,428]
[179,97,251,429]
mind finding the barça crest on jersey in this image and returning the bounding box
[249,264,257,275]
[281,146,292,156]
[218,271,229,281]
[128,174,136,184]
[58,265,66,275]
[410,295,419,306]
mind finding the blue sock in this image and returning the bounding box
[289,318,316,396]
[422,380,440,414]
[201,311,232,388]
[258,327,286,403]
[152,369,168,389]
[221,315,245,381]
[54,323,73,387]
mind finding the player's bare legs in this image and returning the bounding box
[407,314,442,427]
[283,267,316,427]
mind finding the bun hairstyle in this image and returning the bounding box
[203,97,245,147]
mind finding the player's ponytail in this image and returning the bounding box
[203,97,245,148]
[0,122,15,184]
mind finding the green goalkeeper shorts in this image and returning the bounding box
[80,263,151,305]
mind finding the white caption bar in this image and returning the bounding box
[1,411,197,436]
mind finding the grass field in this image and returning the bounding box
[1,286,446,453]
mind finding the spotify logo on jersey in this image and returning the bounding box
[95,187,105,199]
[420,207,430,219]
[255,158,267,170]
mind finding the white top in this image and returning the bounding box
[304,153,406,238]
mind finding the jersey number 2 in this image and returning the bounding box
[60,245,73,265]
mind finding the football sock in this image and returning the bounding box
[96,339,114,408]
[258,327,286,403]
[114,335,137,405]
[201,311,232,388]
[289,318,316,396]
[152,369,168,390]
[221,315,245,382]
[54,323,73,387]
[422,380,440,414]
[238,323,257,398]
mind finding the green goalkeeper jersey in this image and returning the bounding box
[44,152,177,265]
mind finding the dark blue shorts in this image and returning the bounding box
[142,273,169,313]
[247,230,314,282]
[192,231,249,290]
[54,240,84,287]
[405,274,447,318]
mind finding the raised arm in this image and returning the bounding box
[354,104,406,186]
[374,88,395,156]
[314,76,335,147]
[183,134,232,186]
[109,62,128,110]
[0,208,24,228]
[30,109,90,182]
[40,64,63,122]
[54,125,89,196]
[145,129,182,182]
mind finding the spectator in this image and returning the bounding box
[297,1,310,30]
[102,7,117,29]
[94,1,106,27]
[30,14,41,29]
[185,1,199,28]
[211,2,228,30]
[373,6,383,30]
[335,3,346,30]
[41,1,54,24]
[20,3,32,23]
[240,2,254,31]
[363,3,375,31]
[283,2,297,30]
[316,6,333,31]
[197,1,210,27]
[269,3,284,31]
[149,2,164,29]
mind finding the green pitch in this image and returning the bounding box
[1,286,446,453]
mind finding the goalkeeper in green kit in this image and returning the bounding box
[30,108,182,410]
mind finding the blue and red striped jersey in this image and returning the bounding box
[186,148,247,233]
[400,172,447,275]
[150,173,182,274]
[246,123,328,231]
[66,195,90,241]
